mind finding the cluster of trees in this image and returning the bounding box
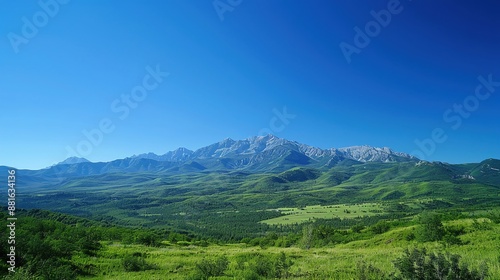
[410,212,494,246]
[168,209,281,242]
[0,215,101,279]
[0,209,193,279]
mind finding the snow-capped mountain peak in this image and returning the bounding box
[128,135,416,169]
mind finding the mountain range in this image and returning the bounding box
[21,135,417,179]
[3,135,498,195]
[5,135,500,234]
[131,135,415,164]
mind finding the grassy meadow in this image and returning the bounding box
[72,216,500,280]
[261,203,386,225]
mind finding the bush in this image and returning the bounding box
[472,219,493,231]
[274,252,293,278]
[194,256,229,279]
[249,252,293,279]
[393,247,488,280]
[235,269,261,280]
[416,212,445,242]
[253,255,274,277]
[404,231,415,241]
[122,255,154,272]
[351,224,365,233]
[445,225,466,236]
[443,233,463,245]
[299,224,314,249]
[78,231,102,256]
[274,236,292,247]
[370,221,390,234]
[9,261,77,280]
[249,237,263,247]
[135,231,161,247]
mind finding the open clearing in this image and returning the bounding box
[261,202,386,225]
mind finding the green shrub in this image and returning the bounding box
[416,212,445,242]
[14,261,77,280]
[248,252,293,279]
[249,237,263,247]
[274,252,293,278]
[135,231,161,247]
[445,225,466,236]
[274,236,292,247]
[370,221,390,234]
[472,219,493,231]
[235,269,261,280]
[299,224,314,249]
[443,233,463,245]
[194,256,229,279]
[351,224,365,233]
[253,254,273,277]
[122,255,154,272]
[393,247,488,280]
[78,231,102,256]
[404,231,415,241]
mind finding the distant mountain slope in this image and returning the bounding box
[132,148,193,162]
[337,146,414,163]
[27,158,175,179]
[56,157,91,165]
[469,159,500,186]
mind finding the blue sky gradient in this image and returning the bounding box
[1,0,499,169]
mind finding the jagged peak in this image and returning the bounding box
[249,134,280,141]
[170,147,194,153]
[57,157,90,165]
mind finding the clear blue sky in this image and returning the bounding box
[1,0,499,169]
